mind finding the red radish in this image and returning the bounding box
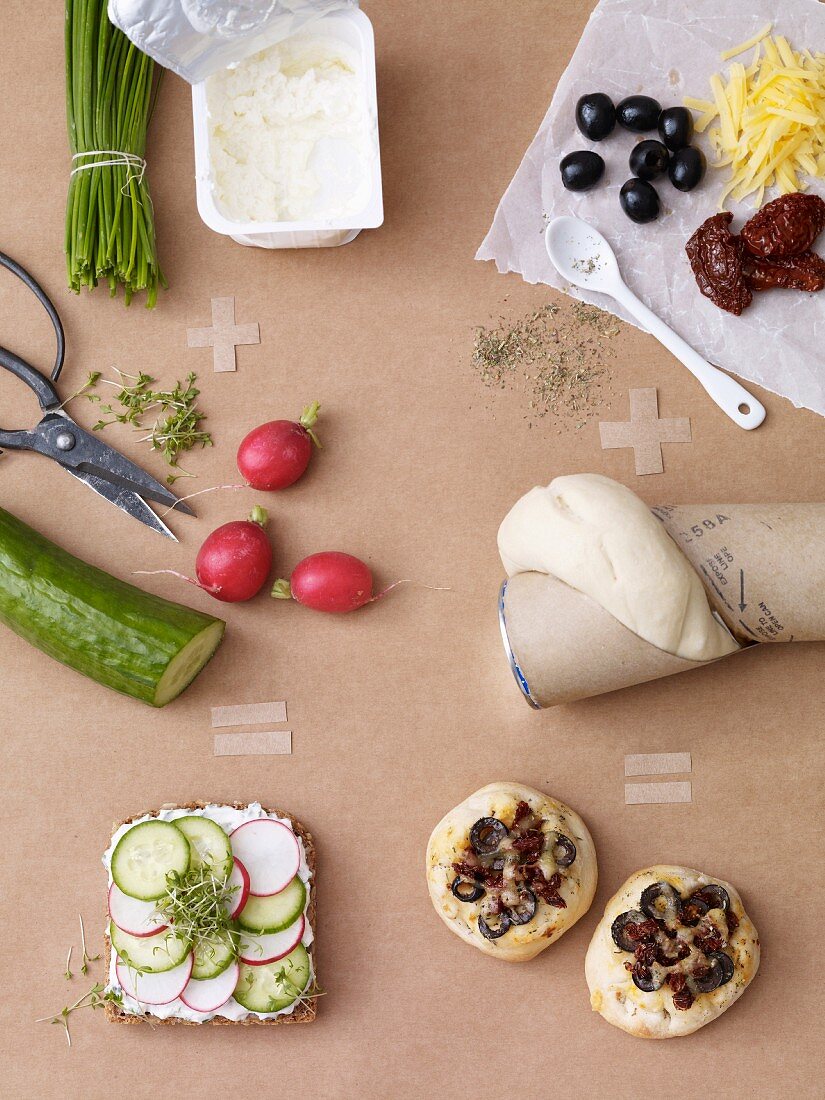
[180,962,240,1013]
[272,551,373,613]
[237,402,321,491]
[238,916,305,966]
[223,859,251,920]
[108,883,168,939]
[195,507,272,602]
[229,819,300,897]
[116,955,193,1005]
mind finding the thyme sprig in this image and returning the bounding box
[79,913,100,975]
[70,368,213,483]
[157,865,239,949]
[37,983,123,1048]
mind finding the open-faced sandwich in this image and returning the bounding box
[585,865,760,1038]
[103,801,316,1025]
[426,781,597,961]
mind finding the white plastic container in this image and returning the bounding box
[192,8,383,249]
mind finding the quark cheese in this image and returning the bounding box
[206,33,375,222]
[103,803,313,1024]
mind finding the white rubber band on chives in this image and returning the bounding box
[70,150,147,186]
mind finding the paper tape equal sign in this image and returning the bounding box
[211,701,287,727]
[214,730,292,757]
[624,752,692,804]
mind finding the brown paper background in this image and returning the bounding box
[0,2,823,1096]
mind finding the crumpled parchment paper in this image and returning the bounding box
[477,0,825,417]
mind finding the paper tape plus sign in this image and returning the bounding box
[599,387,691,475]
[187,296,260,373]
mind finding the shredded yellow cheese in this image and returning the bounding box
[688,27,825,207]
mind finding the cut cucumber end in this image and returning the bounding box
[153,620,226,708]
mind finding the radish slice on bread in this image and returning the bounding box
[229,819,300,896]
[180,962,240,1013]
[239,915,305,966]
[223,859,250,919]
[115,955,193,1005]
[108,883,168,938]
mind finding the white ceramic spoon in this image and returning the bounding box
[545,216,766,430]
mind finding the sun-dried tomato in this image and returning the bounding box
[686,212,752,316]
[667,972,687,993]
[746,250,825,292]
[512,800,532,825]
[726,909,740,935]
[512,829,544,862]
[634,942,658,965]
[672,988,695,1011]
[656,940,691,966]
[624,919,660,942]
[694,930,724,954]
[740,193,825,257]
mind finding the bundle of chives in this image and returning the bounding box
[65,0,166,307]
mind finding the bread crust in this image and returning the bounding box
[104,801,316,1026]
[426,781,597,962]
[585,864,759,1039]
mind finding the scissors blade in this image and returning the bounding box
[39,412,196,516]
[63,466,178,541]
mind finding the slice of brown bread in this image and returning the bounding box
[104,801,317,1026]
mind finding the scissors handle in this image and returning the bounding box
[0,346,61,412]
[0,251,65,382]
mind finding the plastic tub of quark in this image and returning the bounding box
[192,7,383,249]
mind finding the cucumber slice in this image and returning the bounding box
[110,922,191,974]
[175,816,233,881]
[192,929,238,980]
[237,876,306,934]
[234,944,310,1013]
[0,506,225,708]
[111,820,191,901]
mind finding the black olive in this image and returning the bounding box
[575,92,616,141]
[632,965,664,992]
[478,910,511,940]
[668,146,706,192]
[658,106,694,151]
[560,150,605,192]
[691,883,730,912]
[451,877,485,903]
[611,909,648,952]
[679,895,709,926]
[620,178,660,223]
[710,950,735,986]
[616,95,662,133]
[692,951,733,993]
[552,833,577,868]
[640,882,682,925]
[469,817,508,855]
[629,139,669,181]
[507,888,538,925]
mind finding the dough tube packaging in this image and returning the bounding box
[498,476,825,709]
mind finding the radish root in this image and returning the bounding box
[160,483,246,518]
[132,569,221,597]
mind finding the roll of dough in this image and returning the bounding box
[498,474,739,663]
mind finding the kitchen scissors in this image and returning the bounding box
[0,251,194,540]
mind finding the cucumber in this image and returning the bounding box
[192,929,238,980]
[110,922,191,974]
[175,816,233,881]
[237,876,306,934]
[0,506,225,707]
[111,820,191,900]
[234,944,310,1013]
